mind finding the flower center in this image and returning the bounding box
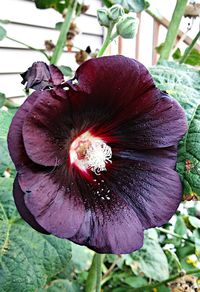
[70,131,112,175]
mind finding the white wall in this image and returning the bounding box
[0,0,103,99]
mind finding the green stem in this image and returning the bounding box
[157,227,194,244]
[96,254,103,292]
[180,30,200,64]
[51,0,78,65]
[97,24,116,57]
[85,253,104,292]
[136,269,200,291]
[6,36,50,60]
[158,0,188,62]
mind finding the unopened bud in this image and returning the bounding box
[97,8,110,27]
[116,15,138,39]
[108,4,124,22]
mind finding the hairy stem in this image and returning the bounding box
[97,24,116,57]
[157,227,195,244]
[180,30,200,64]
[6,36,50,60]
[137,268,200,291]
[50,0,78,65]
[159,0,188,62]
[95,253,103,292]
[85,253,104,292]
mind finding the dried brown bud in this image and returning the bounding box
[75,50,88,65]
[66,40,73,52]
[67,22,80,40]
[81,4,90,14]
[184,3,200,18]
[44,40,55,52]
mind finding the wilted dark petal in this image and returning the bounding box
[18,169,85,238]
[107,159,182,229]
[22,89,72,167]
[49,65,64,86]
[111,92,187,149]
[8,91,38,172]
[70,195,144,254]
[21,61,64,90]
[13,175,49,234]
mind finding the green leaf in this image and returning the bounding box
[71,243,94,272]
[172,48,200,66]
[129,232,169,281]
[0,109,15,175]
[150,62,200,198]
[172,48,182,60]
[165,249,182,275]
[35,0,70,14]
[123,275,147,288]
[59,66,73,77]
[188,216,200,229]
[0,25,6,41]
[0,93,5,108]
[102,0,149,12]
[184,48,200,67]
[175,215,187,235]
[39,279,80,292]
[55,22,63,30]
[0,177,72,292]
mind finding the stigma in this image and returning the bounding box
[69,131,112,175]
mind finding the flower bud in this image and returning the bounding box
[97,8,110,27]
[116,15,138,39]
[108,4,124,22]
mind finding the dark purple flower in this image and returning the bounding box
[8,56,187,254]
[21,61,64,90]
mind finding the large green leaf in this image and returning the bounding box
[128,231,169,281]
[102,0,149,12]
[38,279,80,292]
[0,109,15,175]
[0,177,72,292]
[150,62,200,198]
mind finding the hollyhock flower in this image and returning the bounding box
[8,56,187,254]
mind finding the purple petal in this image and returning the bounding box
[18,169,85,239]
[8,91,38,172]
[70,194,144,254]
[67,55,154,101]
[106,159,182,229]
[13,175,49,234]
[111,92,187,149]
[22,89,71,167]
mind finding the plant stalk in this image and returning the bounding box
[95,253,103,292]
[97,24,116,57]
[157,227,195,244]
[6,36,50,60]
[159,0,188,62]
[51,0,78,65]
[136,268,200,291]
[180,30,200,64]
[85,253,104,292]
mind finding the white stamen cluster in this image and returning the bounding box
[85,139,112,175]
[70,131,112,175]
